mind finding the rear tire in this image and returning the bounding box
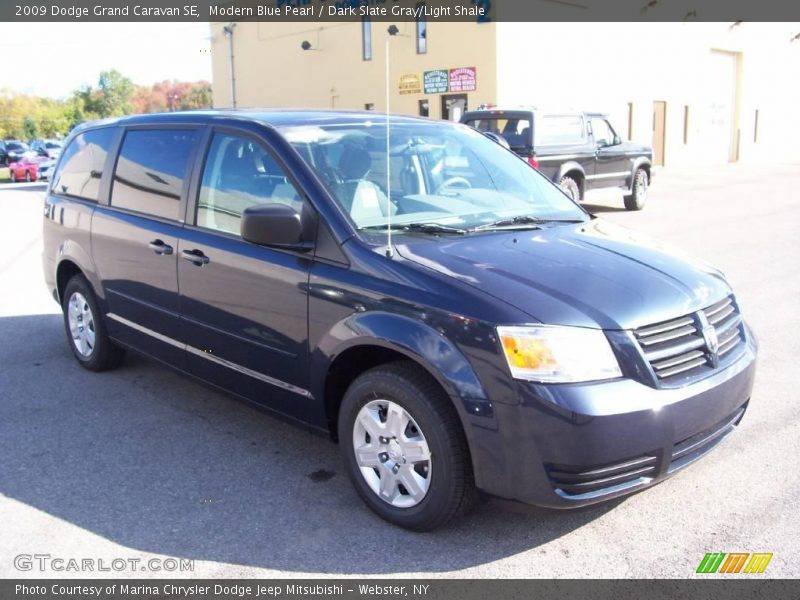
[62,274,125,372]
[338,362,477,531]
[624,168,648,211]
[559,175,581,202]
[9,169,16,183]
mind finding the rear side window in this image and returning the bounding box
[535,115,586,146]
[111,129,197,220]
[464,117,532,149]
[52,128,116,201]
[196,133,303,235]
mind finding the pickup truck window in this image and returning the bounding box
[535,115,586,146]
[111,129,197,221]
[52,128,115,201]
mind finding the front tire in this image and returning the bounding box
[338,362,477,531]
[25,170,32,182]
[62,274,125,371]
[624,168,648,211]
[559,175,581,202]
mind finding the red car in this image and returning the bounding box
[8,154,46,182]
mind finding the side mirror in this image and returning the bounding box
[613,134,622,146]
[241,203,307,249]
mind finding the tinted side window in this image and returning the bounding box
[112,129,197,220]
[52,128,116,201]
[535,116,586,146]
[196,133,303,235]
[590,119,616,146]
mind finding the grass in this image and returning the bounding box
[0,167,10,183]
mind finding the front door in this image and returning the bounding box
[588,117,629,190]
[178,129,314,417]
[652,101,667,166]
[441,94,468,122]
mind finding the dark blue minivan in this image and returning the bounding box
[43,111,757,530]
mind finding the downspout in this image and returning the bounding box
[223,23,237,108]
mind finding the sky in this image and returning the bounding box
[0,23,213,98]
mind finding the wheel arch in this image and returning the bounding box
[54,248,102,307]
[625,157,652,190]
[312,312,491,442]
[555,162,586,199]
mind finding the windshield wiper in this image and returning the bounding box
[472,216,584,232]
[360,222,468,235]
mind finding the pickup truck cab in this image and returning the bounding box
[461,108,653,210]
[43,111,755,531]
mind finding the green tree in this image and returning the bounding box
[95,69,134,118]
[23,116,38,139]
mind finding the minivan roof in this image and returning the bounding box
[72,109,438,133]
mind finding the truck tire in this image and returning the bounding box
[624,168,648,211]
[559,175,581,202]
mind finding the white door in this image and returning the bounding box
[706,50,737,163]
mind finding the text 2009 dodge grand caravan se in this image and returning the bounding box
[43,111,757,531]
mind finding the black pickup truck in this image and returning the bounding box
[462,108,653,211]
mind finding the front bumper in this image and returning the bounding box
[470,333,757,508]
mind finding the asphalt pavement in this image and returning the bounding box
[0,165,798,578]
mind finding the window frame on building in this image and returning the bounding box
[415,3,427,54]
[362,16,372,61]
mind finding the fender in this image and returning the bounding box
[554,160,586,184]
[55,241,103,301]
[624,156,652,190]
[311,311,492,415]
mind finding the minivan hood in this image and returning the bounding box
[394,219,731,330]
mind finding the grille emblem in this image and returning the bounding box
[703,325,719,355]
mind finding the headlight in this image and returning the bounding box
[497,325,622,383]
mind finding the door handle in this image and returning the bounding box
[181,249,210,266]
[148,239,173,255]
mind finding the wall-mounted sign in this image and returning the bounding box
[449,67,477,92]
[399,73,422,95]
[423,70,449,94]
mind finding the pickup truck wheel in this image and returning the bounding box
[624,168,648,211]
[559,175,581,202]
[62,275,125,372]
[338,362,477,531]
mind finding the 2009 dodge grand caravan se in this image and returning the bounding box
[43,111,757,531]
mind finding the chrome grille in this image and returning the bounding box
[634,295,744,383]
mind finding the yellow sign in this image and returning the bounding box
[399,73,422,95]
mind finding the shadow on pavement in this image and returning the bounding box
[582,203,628,214]
[0,183,47,193]
[0,313,618,574]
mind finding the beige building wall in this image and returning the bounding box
[495,22,800,165]
[211,21,800,165]
[210,21,498,120]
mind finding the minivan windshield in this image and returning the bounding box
[280,120,586,233]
